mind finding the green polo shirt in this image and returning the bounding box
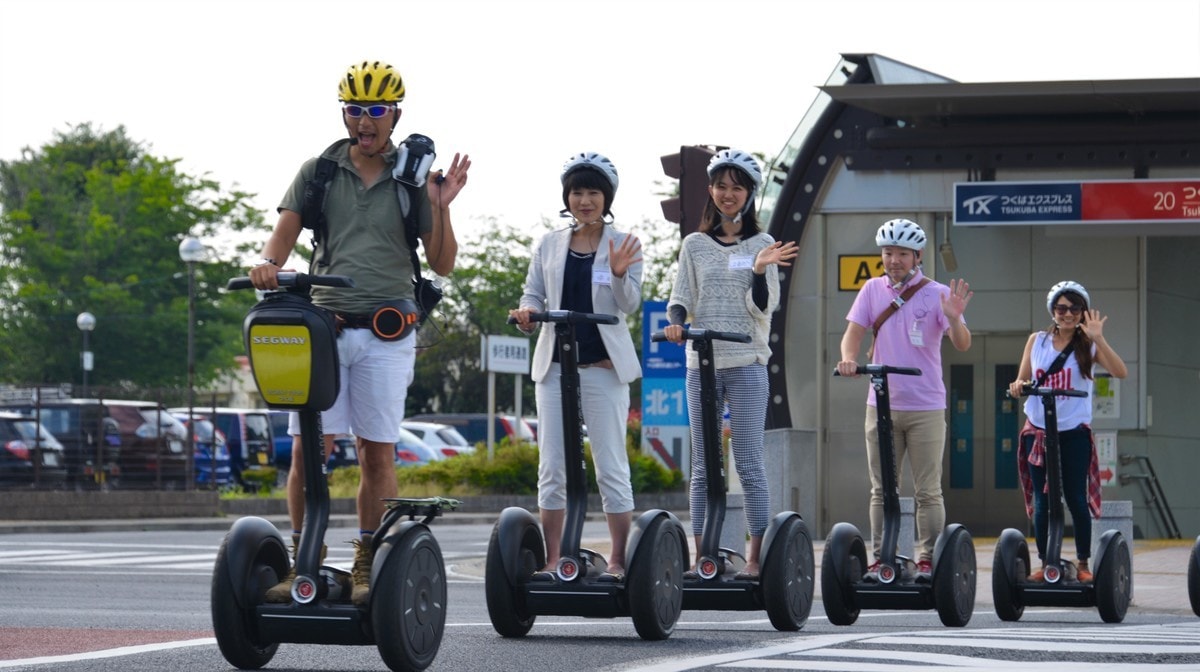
[280,138,434,314]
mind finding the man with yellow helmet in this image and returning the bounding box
[250,59,471,607]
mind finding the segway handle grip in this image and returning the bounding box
[650,329,751,344]
[832,364,922,377]
[226,272,355,291]
[506,310,619,326]
[1008,385,1089,399]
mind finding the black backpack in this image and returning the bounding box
[300,138,440,322]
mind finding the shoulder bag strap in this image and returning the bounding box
[867,278,931,358]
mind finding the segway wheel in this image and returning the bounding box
[932,526,976,627]
[628,514,685,641]
[1189,536,1200,618]
[484,518,541,637]
[820,523,865,626]
[1095,532,1131,624]
[372,527,447,671]
[761,515,814,632]
[991,529,1028,622]
[211,537,281,669]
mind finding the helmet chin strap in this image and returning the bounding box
[890,267,917,290]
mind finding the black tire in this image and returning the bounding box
[1189,536,1200,618]
[1095,533,1131,624]
[762,516,814,631]
[372,527,447,671]
[211,538,280,669]
[484,519,541,637]
[991,531,1027,622]
[820,525,864,626]
[933,527,976,627]
[628,515,685,641]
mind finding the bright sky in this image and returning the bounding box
[2,0,1198,262]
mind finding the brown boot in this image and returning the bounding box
[264,534,327,603]
[350,533,374,607]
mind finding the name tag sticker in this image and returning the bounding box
[592,269,612,285]
[729,255,753,270]
[909,320,925,347]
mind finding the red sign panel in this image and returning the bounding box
[1081,180,1200,222]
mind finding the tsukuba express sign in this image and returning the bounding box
[954,179,1200,226]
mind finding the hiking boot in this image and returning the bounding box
[1076,560,1093,583]
[351,534,375,607]
[265,534,327,603]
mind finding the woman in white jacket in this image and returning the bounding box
[509,152,643,581]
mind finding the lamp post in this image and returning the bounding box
[179,237,206,490]
[76,312,96,398]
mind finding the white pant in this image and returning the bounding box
[535,363,634,514]
[288,328,415,443]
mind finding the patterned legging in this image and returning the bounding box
[686,363,770,537]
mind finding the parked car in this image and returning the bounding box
[170,407,273,487]
[268,410,293,471]
[329,434,360,470]
[0,411,68,487]
[394,427,442,467]
[406,413,534,450]
[172,415,233,488]
[3,400,189,489]
[401,420,472,458]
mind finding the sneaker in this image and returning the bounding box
[1028,566,1044,582]
[864,561,882,581]
[1077,561,1093,583]
[350,534,374,607]
[915,559,933,577]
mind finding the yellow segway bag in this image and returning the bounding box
[243,293,339,412]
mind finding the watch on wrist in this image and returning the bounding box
[255,258,277,268]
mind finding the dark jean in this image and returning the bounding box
[1022,425,1093,561]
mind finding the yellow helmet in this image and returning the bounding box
[337,60,405,102]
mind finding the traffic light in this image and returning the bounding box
[660,145,720,239]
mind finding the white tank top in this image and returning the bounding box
[1023,331,1094,431]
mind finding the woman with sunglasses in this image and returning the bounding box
[1007,280,1128,583]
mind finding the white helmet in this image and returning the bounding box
[560,152,619,191]
[707,149,762,189]
[875,218,927,251]
[1046,280,1090,317]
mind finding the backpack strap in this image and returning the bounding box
[867,277,931,359]
[300,145,340,268]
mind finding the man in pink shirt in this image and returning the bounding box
[836,218,973,579]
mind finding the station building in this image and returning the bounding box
[750,53,1199,539]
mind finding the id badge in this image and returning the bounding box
[909,320,925,347]
[592,268,612,285]
[729,254,753,270]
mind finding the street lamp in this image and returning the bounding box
[76,312,96,398]
[179,237,206,490]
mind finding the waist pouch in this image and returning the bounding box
[338,300,421,341]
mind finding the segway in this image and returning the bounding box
[992,382,1131,623]
[485,310,687,640]
[824,364,976,627]
[651,328,814,631]
[212,272,457,671]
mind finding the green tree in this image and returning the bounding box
[0,124,267,390]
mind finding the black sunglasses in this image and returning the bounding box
[1053,304,1083,315]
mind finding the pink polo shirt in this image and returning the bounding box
[845,270,962,411]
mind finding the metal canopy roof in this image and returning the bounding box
[820,78,1200,119]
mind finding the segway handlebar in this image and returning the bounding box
[1008,384,1089,400]
[833,364,922,377]
[506,310,619,326]
[650,328,751,344]
[226,272,355,292]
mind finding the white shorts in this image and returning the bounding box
[288,328,415,442]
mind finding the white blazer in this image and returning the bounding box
[519,224,643,384]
